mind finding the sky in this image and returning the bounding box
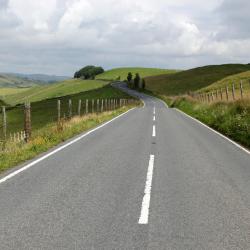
[0,0,250,76]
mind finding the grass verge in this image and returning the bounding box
[0,105,137,174]
[166,96,250,149]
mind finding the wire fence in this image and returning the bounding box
[0,97,137,150]
[189,79,250,103]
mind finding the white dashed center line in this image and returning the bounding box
[152,125,156,137]
[138,155,155,224]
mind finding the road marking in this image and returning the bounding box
[153,107,156,115]
[139,155,155,224]
[152,125,156,137]
[175,108,250,155]
[0,108,136,185]
[153,116,155,121]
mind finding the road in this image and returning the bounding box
[0,83,250,249]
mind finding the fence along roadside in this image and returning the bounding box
[1,98,136,150]
[190,79,250,103]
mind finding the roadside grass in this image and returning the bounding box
[96,67,178,81]
[166,96,250,148]
[145,64,250,96]
[1,79,108,106]
[0,85,133,135]
[0,105,137,173]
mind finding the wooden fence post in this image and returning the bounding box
[220,88,223,100]
[97,99,99,113]
[86,99,88,114]
[240,80,243,99]
[216,90,218,100]
[101,99,104,113]
[68,99,72,118]
[92,99,94,113]
[78,99,82,116]
[232,83,235,100]
[226,86,229,101]
[2,106,7,141]
[57,100,61,129]
[24,102,31,142]
[211,92,214,102]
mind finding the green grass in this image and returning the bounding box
[145,64,250,96]
[2,79,109,106]
[166,96,250,148]
[0,85,133,136]
[96,67,177,81]
[0,105,137,173]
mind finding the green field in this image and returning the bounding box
[96,67,177,81]
[145,64,250,96]
[1,79,109,106]
[0,85,133,136]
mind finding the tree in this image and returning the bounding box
[74,66,104,79]
[134,73,140,89]
[127,72,133,83]
[142,79,146,90]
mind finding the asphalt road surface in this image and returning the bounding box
[0,83,250,249]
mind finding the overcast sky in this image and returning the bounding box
[0,0,249,76]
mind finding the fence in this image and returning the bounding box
[0,98,136,149]
[190,79,250,103]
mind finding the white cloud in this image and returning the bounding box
[0,0,249,75]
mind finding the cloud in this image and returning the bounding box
[0,0,249,75]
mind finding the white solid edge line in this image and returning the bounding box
[152,125,156,137]
[174,108,250,155]
[0,107,136,185]
[138,154,155,224]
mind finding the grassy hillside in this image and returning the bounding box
[1,85,133,135]
[96,67,177,81]
[1,79,109,105]
[145,64,250,95]
[0,74,39,88]
[200,71,250,92]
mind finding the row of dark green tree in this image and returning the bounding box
[127,72,145,90]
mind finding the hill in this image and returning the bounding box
[1,79,109,105]
[145,64,250,95]
[96,67,178,81]
[200,71,250,92]
[8,73,70,83]
[0,74,39,88]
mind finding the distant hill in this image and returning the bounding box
[145,64,250,95]
[5,73,71,83]
[0,74,39,88]
[96,67,178,81]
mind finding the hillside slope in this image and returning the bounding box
[145,64,250,95]
[96,67,177,81]
[2,79,109,105]
[200,71,250,92]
